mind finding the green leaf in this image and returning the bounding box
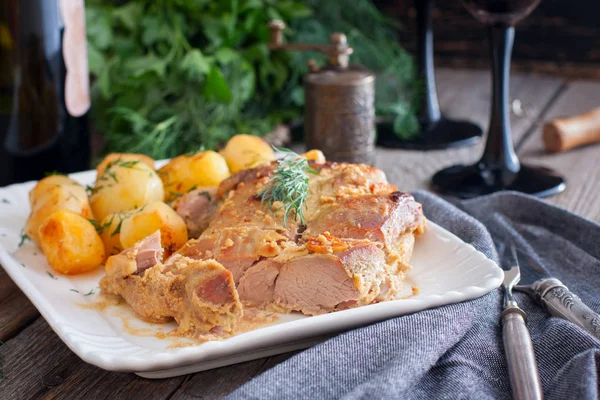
[141,16,173,46]
[124,54,167,78]
[276,1,313,19]
[201,17,226,48]
[181,49,211,81]
[96,60,112,99]
[214,48,239,65]
[203,66,232,103]
[112,3,143,31]
[85,8,112,50]
[87,42,104,76]
[242,0,263,10]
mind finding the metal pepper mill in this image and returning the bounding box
[268,21,376,165]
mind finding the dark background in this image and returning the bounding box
[374,0,600,79]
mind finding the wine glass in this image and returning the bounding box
[377,0,483,150]
[430,0,565,198]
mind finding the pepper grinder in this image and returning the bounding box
[268,21,376,165]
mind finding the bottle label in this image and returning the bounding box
[59,0,90,117]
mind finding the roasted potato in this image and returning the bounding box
[120,202,188,257]
[98,212,128,257]
[158,151,230,202]
[29,175,80,205]
[26,179,92,245]
[90,160,164,221]
[38,210,105,274]
[96,153,155,178]
[301,149,326,164]
[220,134,275,173]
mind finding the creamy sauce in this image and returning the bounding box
[77,294,279,346]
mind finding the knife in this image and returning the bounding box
[500,250,544,400]
[512,251,600,340]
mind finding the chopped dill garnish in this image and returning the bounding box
[88,215,114,235]
[84,288,95,296]
[258,147,317,226]
[1,198,9,204]
[18,232,30,247]
[70,289,80,293]
[47,271,58,280]
[111,218,124,237]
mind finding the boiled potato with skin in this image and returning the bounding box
[26,182,92,245]
[38,210,105,274]
[158,151,230,202]
[120,202,187,257]
[96,153,155,178]
[220,134,275,173]
[90,160,164,221]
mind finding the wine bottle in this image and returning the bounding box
[0,0,91,186]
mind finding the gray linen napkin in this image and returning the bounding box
[227,191,600,400]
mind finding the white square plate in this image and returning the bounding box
[0,170,503,379]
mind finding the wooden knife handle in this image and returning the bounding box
[543,107,600,152]
[535,279,600,340]
[501,307,544,400]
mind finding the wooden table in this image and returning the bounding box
[1,69,599,399]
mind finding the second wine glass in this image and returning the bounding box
[431,0,565,198]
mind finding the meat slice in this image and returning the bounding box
[176,227,290,283]
[238,238,393,315]
[171,187,218,238]
[303,192,425,271]
[104,231,163,278]
[100,232,242,335]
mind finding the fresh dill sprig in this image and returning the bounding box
[18,232,30,247]
[259,147,317,226]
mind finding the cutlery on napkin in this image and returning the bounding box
[513,253,600,340]
[499,244,544,400]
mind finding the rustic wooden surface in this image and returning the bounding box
[1,68,599,399]
[374,0,600,79]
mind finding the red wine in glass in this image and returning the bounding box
[462,0,542,25]
[431,0,565,198]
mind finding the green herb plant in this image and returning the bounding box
[86,0,418,159]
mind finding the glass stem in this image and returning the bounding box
[416,0,441,127]
[480,25,520,186]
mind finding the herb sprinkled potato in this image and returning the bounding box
[90,160,164,221]
[158,151,230,202]
[96,153,155,178]
[96,211,129,257]
[26,176,92,245]
[38,210,105,275]
[220,134,275,173]
[120,202,187,257]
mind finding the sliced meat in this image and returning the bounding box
[104,230,163,279]
[237,259,281,307]
[303,192,425,271]
[175,227,290,283]
[171,187,218,238]
[238,239,388,315]
[100,234,242,335]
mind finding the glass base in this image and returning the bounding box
[431,163,566,199]
[376,117,483,150]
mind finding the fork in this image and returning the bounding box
[500,245,543,400]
